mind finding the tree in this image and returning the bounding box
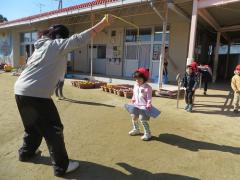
[0,15,8,23]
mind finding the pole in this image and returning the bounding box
[199,72,202,89]
[224,42,231,79]
[90,14,95,77]
[158,1,168,89]
[212,31,221,82]
[176,73,181,108]
[186,0,198,65]
[58,0,63,9]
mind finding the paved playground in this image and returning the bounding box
[0,73,240,180]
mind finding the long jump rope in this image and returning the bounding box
[89,14,140,77]
[104,13,140,59]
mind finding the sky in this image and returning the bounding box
[0,0,91,21]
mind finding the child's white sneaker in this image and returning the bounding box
[141,133,152,141]
[65,161,80,174]
[129,129,141,136]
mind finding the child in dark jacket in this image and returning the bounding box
[182,65,199,112]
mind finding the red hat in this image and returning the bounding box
[236,64,240,71]
[191,61,198,70]
[136,67,150,79]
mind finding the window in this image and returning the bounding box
[89,45,97,49]
[152,44,161,60]
[125,28,152,42]
[139,28,151,42]
[68,51,74,61]
[31,32,38,42]
[20,31,38,61]
[126,29,138,42]
[126,45,137,59]
[20,32,38,43]
[97,45,106,58]
[20,33,31,43]
[111,30,116,37]
[154,27,170,42]
[219,44,240,54]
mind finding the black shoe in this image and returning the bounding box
[19,149,41,162]
[203,91,207,96]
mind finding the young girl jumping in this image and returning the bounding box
[129,67,152,141]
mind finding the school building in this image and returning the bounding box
[0,0,240,85]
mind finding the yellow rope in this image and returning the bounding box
[105,14,140,40]
[104,13,140,61]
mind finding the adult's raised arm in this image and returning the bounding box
[58,15,113,54]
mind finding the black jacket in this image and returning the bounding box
[182,73,198,90]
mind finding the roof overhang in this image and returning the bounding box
[197,0,240,43]
[0,0,144,29]
[198,0,240,9]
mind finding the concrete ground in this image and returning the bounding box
[0,73,240,180]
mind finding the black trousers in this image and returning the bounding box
[185,90,194,105]
[15,95,69,176]
[202,75,208,92]
[55,81,64,97]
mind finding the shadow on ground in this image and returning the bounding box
[193,91,238,117]
[27,156,199,180]
[63,98,115,108]
[153,133,240,154]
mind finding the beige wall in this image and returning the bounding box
[93,27,124,76]
[72,23,124,75]
[73,25,90,73]
[168,21,190,81]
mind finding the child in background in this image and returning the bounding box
[231,64,240,113]
[129,67,152,141]
[55,72,65,100]
[182,65,198,112]
[198,64,212,96]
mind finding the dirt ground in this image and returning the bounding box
[0,73,240,180]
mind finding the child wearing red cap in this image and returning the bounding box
[129,67,152,141]
[182,65,199,112]
[231,64,240,113]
